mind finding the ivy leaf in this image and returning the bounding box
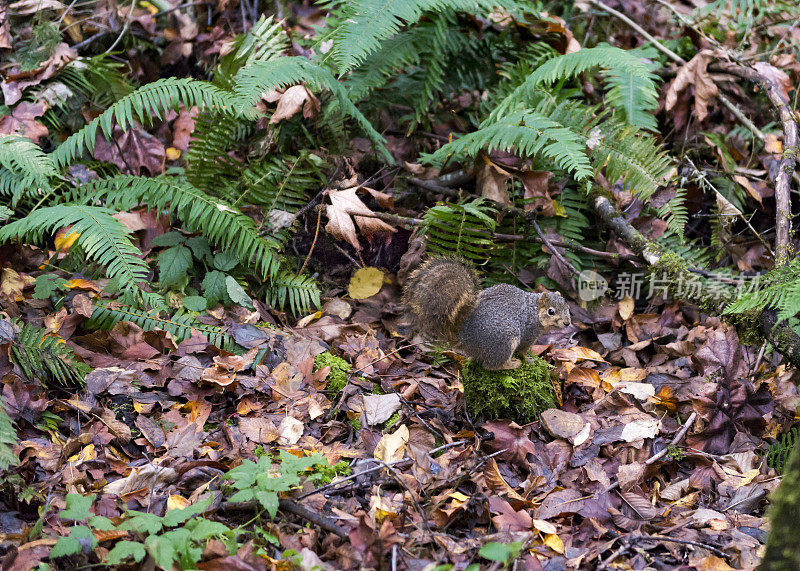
[162,499,210,527]
[150,231,185,248]
[255,491,279,518]
[479,542,523,563]
[121,512,164,535]
[88,515,115,530]
[158,245,193,288]
[182,295,207,312]
[202,270,228,306]
[186,517,230,539]
[106,540,146,564]
[34,273,66,299]
[145,534,177,571]
[226,276,253,309]
[51,526,96,558]
[60,493,96,521]
[185,236,211,260]
[213,251,238,272]
[229,489,255,503]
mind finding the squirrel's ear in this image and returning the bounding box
[537,292,551,308]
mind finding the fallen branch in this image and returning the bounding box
[217,498,349,538]
[594,195,800,368]
[711,61,798,266]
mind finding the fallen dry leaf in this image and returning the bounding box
[665,49,719,122]
[325,187,396,250]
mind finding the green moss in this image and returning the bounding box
[349,417,362,430]
[462,357,558,423]
[384,411,400,429]
[313,351,350,393]
[312,460,351,485]
[763,440,800,570]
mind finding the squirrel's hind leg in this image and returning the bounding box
[516,343,537,363]
[480,336,520,370]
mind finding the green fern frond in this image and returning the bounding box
[52,78,252,167]
[0,403,17,470]
[328,0,513,74]
[238,153,327,214]
[88,300,236,351]
[0,205,151,297]
[185,113,252,190]
[233,57,391,162]
[657,187,688,235]
[214,15,289,89]
[428,99,671,200]
[604,65,660,131]
[766,427,799,474]
[0,135,57,204]
[725,259,800,324]
[344,27,427,103]
[266,271,321,315]
[73,175,282,278]
[9,322,90,387]
[421,199,498,261]
[426,108,594,179]
[540,99,671,200]
[491,44,660,124]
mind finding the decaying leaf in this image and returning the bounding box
[325,187,396,250]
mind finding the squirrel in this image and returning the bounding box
[403,256,571,370]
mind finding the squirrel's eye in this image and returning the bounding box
[547,308,555,316]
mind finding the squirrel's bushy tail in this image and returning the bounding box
[403,256,480,344]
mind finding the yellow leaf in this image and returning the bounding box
[373,424,409,463]
[619,368,647,382]
[139,1,159,15]
[572,346,605,362]
[68,443,96,465]
[54,229,80,252]
[167,495,190,511]
[348,267,384,299]
[543,533,564,554]
[734,468,760,488]
[166,147,182,160]
[1,268,30,298]
[295,311,322,328]
[618,295,634,320]
[532,519,557,535]
[764,133,782,154]
[64,278,99,291]
[551,199,567,217]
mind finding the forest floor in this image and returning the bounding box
[1,0,800,570]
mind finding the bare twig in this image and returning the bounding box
[297,204,323,276]
[637,534,728,558]
[217,498,349,538]
[589,0,682,64]
[531,218,580,276]
[296,459,412,500]
[712,61,798,266]
[605,412,697,493]
[105,0,135,54]
[598,538,630,570]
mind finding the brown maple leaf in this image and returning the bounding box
[665,49,720,122]
[324,187,396,251]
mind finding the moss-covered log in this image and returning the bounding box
[593,196,800,370]
[761,440,800,569]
